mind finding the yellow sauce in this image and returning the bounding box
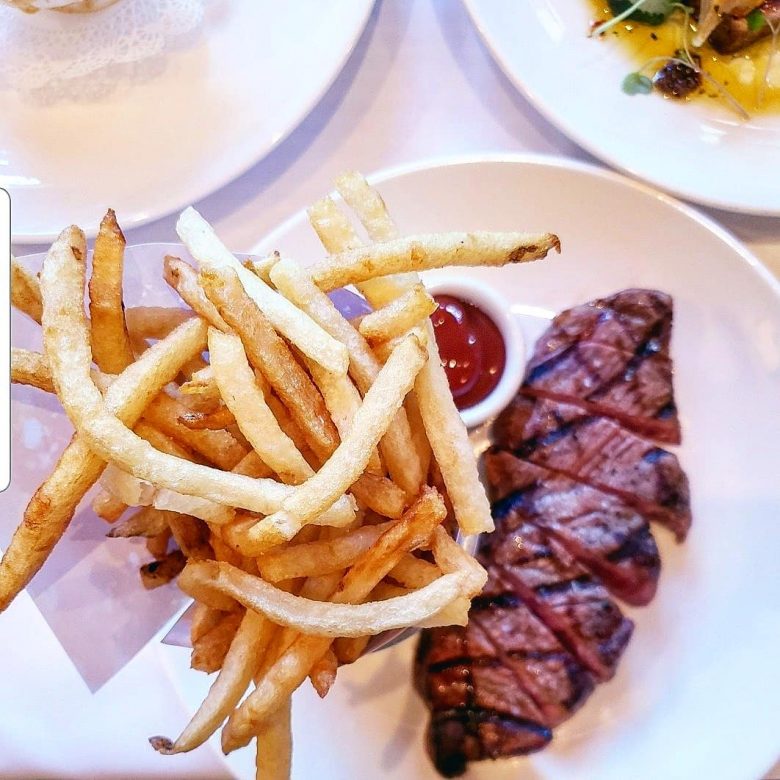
[590,1,780,114]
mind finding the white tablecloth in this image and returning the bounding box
[9,0,780,777]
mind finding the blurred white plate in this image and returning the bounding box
[3,0,373,243]
[464,0,780,215]
[3,157,780,779]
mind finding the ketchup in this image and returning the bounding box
[431,294,506,411]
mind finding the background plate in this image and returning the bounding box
[3,0,373,243]
[463,0,780,215]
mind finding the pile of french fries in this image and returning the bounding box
[3,172,559,777]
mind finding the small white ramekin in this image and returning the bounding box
[424,275,525,429]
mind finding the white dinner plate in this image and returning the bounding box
[3,0,373,244]
[4,156,780,779]
[463,0,780,216]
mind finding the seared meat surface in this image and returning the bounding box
[709,0,780,53]
[416,290,690,776]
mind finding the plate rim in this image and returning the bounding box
[462,0,780,217]
[10,0,376,245]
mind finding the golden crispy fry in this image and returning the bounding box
[11,256,42,323]
[370,582,410,600]
[270,255,424,496]
[303,356,383,476]
[201,267,340,464]
[151,609,273,755]
[332,636,369,666]
[191,611,244,674]
[247,335,427,551]
[208,328,313,485]
[308,231,560,292]
[387,554,440,589]
[166,514,212,560]
[349,473,406,519]
[221,488,448,752]
[107,506,171,539]
[163,255,230,331]
[358,283,437,344]
[335,172,494,535]
[153,489,236,526]
[125,306,194,341]
[190,603,229,644]
[256,522,392,582]
[146,526,172,560]
[306,196,361,253]
[92,490,128,523]
[89,209,135,373]
[404,391,432,484]
[308,649,338,698]
[11,348,54,393]
[255,698,292,780]
[244,252,279,285]
[179,557,468,638]
[0,230,208,613]
[142,392,247,471]
[177,207,348,374]
[140,549,184,589]
[178,406,236,431]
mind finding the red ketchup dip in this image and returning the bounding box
[431,294,506,411]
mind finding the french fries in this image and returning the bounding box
[7,172,556,779]
[89,209,135,373]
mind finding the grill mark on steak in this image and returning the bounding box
[524,290,680,443]
[493,395,691,540]
[479,518,633,682]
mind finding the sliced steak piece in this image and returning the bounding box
[481,513,634,682]
[416,621,552,776]
[492,395,691,540]
[524,289,679,443]
[484,451,661,605]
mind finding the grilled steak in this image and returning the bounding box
[484,451,660,605]
[415,565,595,776]
[416,289,689,777]
[523,289,679,443]
[493,395,691,540]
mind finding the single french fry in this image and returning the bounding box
[163,255,230,332]
[178,406,236,431]
[140,549,185,589]
[332,636,370,666]
[387,554,440,589]
[145,529,172,560]
[243,252,279,285]
[177,207,348,374]
[308,231,560,292]
[92,490,128,523]
[358,284,437,343]
[191,603,230,644]
[247,335,427,550]
[107,506,171,539]
[11,256,42,323]
[256,522,392,582]
[208,328,313,485]
[89,209,135,373]
[191,610,244,674]
[349,473,406,519]
[308,649,338,698]
[125,306,195,341]
[142,392,247,471]
[255,698,292,780]
[11,348,54,393]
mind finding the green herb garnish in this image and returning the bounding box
[607,0,676,26]
[747,8,767,32]
[622,72,654,94]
